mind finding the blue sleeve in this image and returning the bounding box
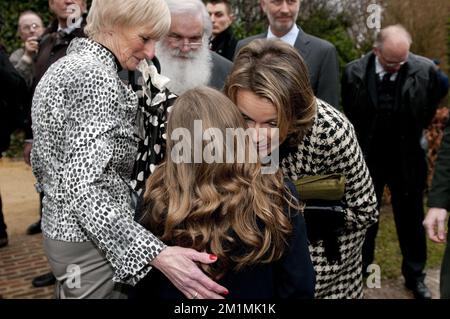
[274,179,316,298]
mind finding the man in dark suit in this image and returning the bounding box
[234,0,339,108]
[155,0,232,96]
[342,25,440,299]
[206,0,238,61]
[424,117,450,299]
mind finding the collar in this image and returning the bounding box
[375,56,398,81]
[211,26,233,42]
[267,24,299,47]
[58,16,83,35]
[67,38,119,73]
[98,43,123,72]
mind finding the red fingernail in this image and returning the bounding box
[209,254,217,260]
[223,290,229,295]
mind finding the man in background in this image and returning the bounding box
[235,0,339,108]
[156,0,232,96]
[9,11,44,88]
[342,25,440,299]
[206,0,237,61]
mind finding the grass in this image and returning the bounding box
[374,204,446,279]
[3,130,25,159]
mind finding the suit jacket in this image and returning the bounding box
[235,26,340,108]
[209,51,233,91]
[428,118,450,211]
[210,26,238,61]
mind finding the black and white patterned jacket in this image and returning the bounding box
[31,38,165,285]
[281,99,378,298]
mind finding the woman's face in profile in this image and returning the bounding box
[112,24,157,70]
[236,89,279,155]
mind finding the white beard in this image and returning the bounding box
[156,41,212,95]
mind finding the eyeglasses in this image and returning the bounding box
[389,62,406,68]
[378,51,408,68]
[167,33,203,49]
[383,60,407,68]
[20,23,42,33]
[270,0,298,5]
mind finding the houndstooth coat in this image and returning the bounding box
[281,98,378,299]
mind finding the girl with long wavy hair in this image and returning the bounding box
[132,86,315,299]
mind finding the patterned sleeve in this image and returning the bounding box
[321,109,378,230]
[63,70,165,285]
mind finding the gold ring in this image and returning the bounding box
[191,291,199,299]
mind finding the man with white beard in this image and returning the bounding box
[156,0,232,95]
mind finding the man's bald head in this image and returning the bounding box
[375,25,412,50]
[373,24,411,73]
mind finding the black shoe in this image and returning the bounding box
[26,221,42,235]
[405,281,432,299]
[0,234,8,248]
[32,272,56,288]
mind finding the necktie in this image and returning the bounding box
[382,72,392,83]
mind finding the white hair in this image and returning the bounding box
[156,39,212,95]
[165,0,212,38]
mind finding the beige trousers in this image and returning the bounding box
[43,236,128,299]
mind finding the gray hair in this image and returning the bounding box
[374,24,412,49]
[165,0,212,38]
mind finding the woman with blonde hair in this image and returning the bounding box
[31,0,227,299]
[225,39,378,298]
[132,86,315,299]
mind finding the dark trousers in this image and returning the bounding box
[0,193,7,237]
[362,160,427,284]
[441,226,450,299]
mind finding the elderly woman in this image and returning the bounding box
[31,0,227,299]
[225,39,378,299]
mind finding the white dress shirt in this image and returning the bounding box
[267,25,299,47]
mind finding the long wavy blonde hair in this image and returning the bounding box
[140,86,298,279]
